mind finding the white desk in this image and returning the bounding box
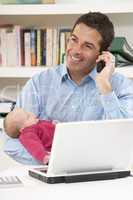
[0,152,133,200]
[1,174,133,200]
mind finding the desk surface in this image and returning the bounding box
[1,175,133,200]
[0,152,133,200]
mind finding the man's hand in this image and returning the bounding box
[95,51,115,95]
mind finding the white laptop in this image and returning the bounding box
[29,118,133,183]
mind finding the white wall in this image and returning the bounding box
[56,0,133,47]
[0,79,28,101]
[56,0,132,5]
[108,13,133,47]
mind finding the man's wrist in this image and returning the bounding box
[96,79,112,95]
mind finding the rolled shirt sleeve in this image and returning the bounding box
[100,76,133,119]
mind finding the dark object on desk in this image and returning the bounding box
[29,169,130,184]
[110,37,133,67]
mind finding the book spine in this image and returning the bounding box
[30,29,37,66]
[59,31,65,64]
[14,25,21,67]
[20,29,25,66]
[37,29,41,66]
[46,28,53,66]
[0,28,7,66]
[24,31,31,66]
[6,28,17,67]
[41,29,46,66]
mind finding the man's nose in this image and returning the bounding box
[73,43,82,54]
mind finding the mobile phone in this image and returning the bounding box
[96,60,105,73]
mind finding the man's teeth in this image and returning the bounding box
[71,56,81,61]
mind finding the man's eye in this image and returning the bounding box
[86,45,93,49]
[71,37,76,41]
[70,37,77,42]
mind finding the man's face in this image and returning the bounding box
[66,23,103,75]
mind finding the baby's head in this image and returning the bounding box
[4,108,39,138]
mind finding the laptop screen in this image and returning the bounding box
[47,119,133,176]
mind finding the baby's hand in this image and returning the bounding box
[52,120,60,124]
[43,152,50,165]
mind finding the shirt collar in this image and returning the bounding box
[60,64,68,77]
[60,64,97,83]
[88,66,97,80]
[60,64,70,82]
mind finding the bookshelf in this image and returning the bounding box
[0,2,133,103]
[0,3,133,15]
[0,66,132,78]
[0,67,46,78]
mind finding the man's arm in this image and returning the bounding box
[100,75,133,119]
[3,135,41,165]
[4,75,41,164]
[96,51,133,119]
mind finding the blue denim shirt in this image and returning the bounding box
[4,64,133,164]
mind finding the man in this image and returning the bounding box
[4,12,133,164]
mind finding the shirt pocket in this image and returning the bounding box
[86,92,101,107]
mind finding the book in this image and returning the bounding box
[41,0,55,3]
[1,0,41,4]
[31,29,37,66]
[42,29,47,66]
[59,28,71,64]
[14,25,22,67]
[37,29,41,66]
[24,31,31,66]
[6,27,18,67]
[46,28,53,66]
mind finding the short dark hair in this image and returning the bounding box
[72,12,115,51]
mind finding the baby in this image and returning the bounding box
[4,108,55,164]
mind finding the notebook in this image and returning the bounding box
[29,118,133,183]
